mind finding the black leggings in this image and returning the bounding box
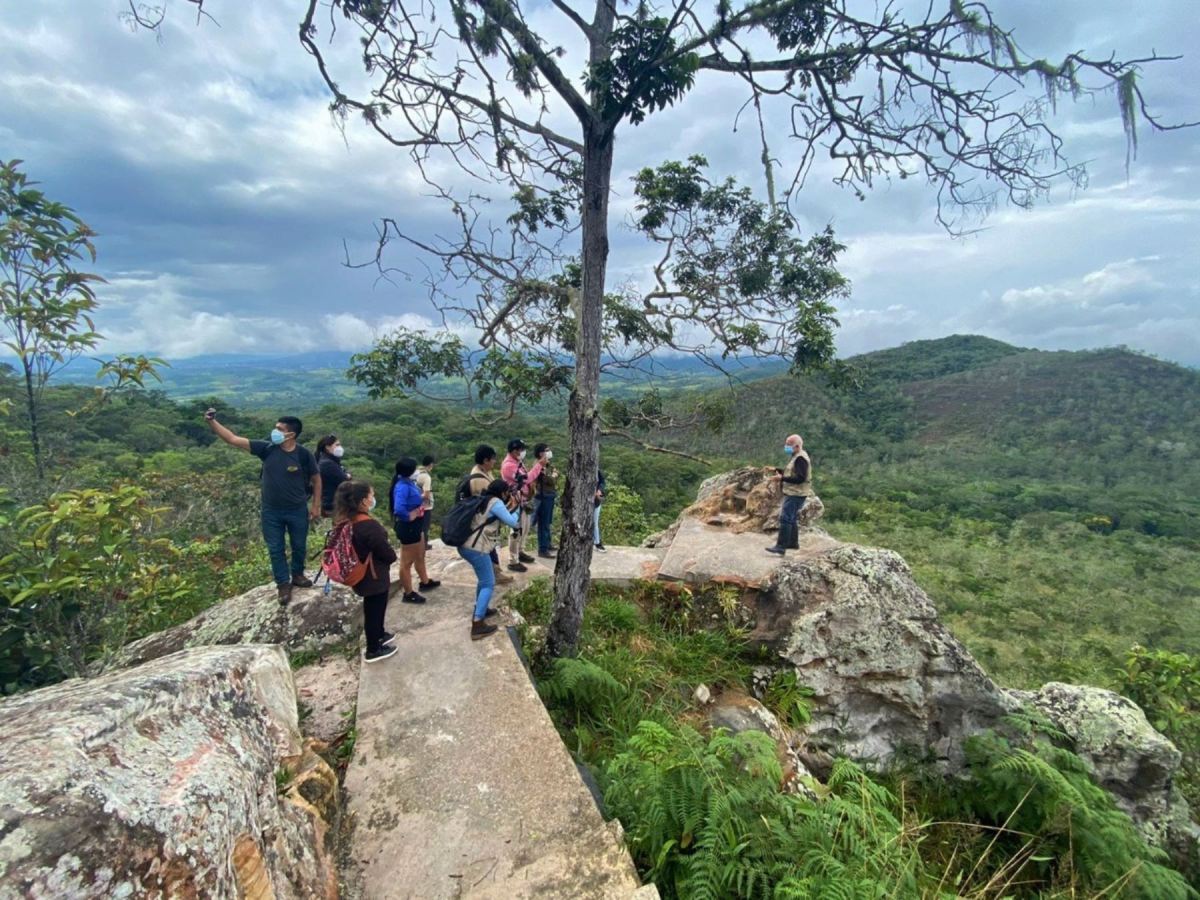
[362,591,389,651]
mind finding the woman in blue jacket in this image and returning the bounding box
[390,457,441,604]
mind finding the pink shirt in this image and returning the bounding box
[501,453,544,502]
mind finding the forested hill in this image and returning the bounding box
[659,335,1199,689]
[677,336,1199,500]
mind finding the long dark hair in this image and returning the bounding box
[316,434,339,461]
[333,479,372,523]
[388,457,418,513]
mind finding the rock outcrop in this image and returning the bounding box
[0,644,337,899]
[103,581,362,672]
[708,692,816,798]
[644,466,825,548]
[752,545,1014,772]
[1008,682,1198,864]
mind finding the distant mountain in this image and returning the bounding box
[35,350,785,406]
[665,335,1200,493]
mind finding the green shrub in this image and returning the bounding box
[1121,645,1200,808]
[0,485,196,690]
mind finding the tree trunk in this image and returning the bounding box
[545,126,614,658]
[22,358,44,479]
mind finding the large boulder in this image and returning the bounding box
[104,581,362,672]
[753,544,1012,772]
[0,644,337,899]
[1008,682,1198,864]
[643,466,824,548]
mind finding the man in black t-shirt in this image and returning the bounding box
[205,409,321,605]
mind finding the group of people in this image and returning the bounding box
[205,409,606,662]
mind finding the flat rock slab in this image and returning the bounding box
[590,547,665,586]
[341,583,645,899]
[658,519,839,588]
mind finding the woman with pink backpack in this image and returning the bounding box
[328,479,398,663]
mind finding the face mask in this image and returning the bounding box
[518,450,526,461]
[545,450,553,460]
[368,496,377,511]
[331,445,344,458]
[784,445,795,455]
[270,428,286,445]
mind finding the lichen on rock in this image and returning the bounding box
[0,644,337,899]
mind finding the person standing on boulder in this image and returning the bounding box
[767,434,813,556]
[205,409,321,605]
[333,479,398,663]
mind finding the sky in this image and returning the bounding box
[1,1,1197,366]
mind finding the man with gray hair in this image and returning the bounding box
[766,434,813,556]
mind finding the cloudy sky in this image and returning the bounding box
[2,1,1197,366]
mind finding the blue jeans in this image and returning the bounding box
[262,504,310,585]
[459,547,495,620]
[775,495,807,551]
[593,504,602,545]
[534,492,557,553]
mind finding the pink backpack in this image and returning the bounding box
[321,515,376,587]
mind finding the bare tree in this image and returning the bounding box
[136,0,1192,657]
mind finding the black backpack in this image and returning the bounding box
[441,494,491,548]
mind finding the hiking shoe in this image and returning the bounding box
[494,568,515,585]
[381,631,396,647]
[418,579,441,591]
[471,620,499,641]
[538,550,556,559]
[484,607,499,618]
[518,552,536,563]
[507,562,528,573]
[765,546,786,556]
[291,573,314,588]
[402,591,427,604]
[365,644,398,663]
[277,583,293,606]
[594,543,607,552]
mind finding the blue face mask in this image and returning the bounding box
[270,428,286,445]
[784,445,794,455]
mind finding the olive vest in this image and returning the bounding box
[782,449,814,497]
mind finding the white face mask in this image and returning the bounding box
[545,450,553,460]
[331,445,344,458]
[368,495,377,511]
[518,450,526,461]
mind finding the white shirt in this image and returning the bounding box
[414,467,433,509]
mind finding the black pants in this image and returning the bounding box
[775,495,807,550]
[421,509,432,544]
[362,591,389,651]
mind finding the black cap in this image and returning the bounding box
[507,438,527,452]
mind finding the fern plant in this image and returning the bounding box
[959,725,1194,899]
[604,721,931,899]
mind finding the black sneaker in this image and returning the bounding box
[507,562,528,572]
[484,607,499,618]
[418,579,441,590]
[402,592,427,604]
[365,644,398,663]
[594,543,607,552]
[381,631,396,647]
[765,546,785,556]
[471,620,499,641]
[518,552,536,564]
[537,550,556,559]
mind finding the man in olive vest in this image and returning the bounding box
[766,434,813,556]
